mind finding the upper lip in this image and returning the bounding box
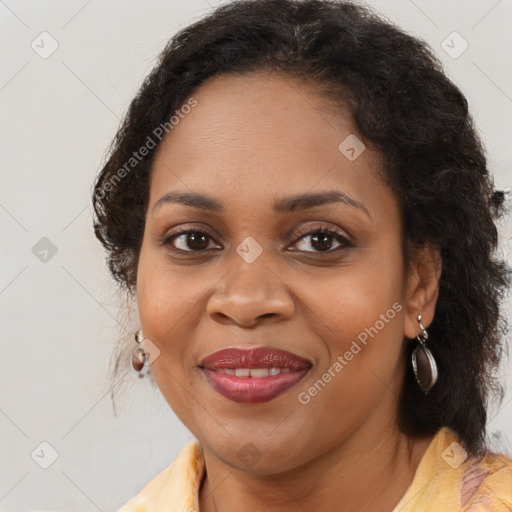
[199,347,313,371]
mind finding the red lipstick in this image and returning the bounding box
[199,348,312,403]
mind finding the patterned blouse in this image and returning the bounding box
[117,426,512,511]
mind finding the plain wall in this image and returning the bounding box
[1,1,511,511]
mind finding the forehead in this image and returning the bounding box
[149,72,391,217]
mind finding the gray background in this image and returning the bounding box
[1,1,511,511]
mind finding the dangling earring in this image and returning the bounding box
[411,314,438,394]
[131,329,146,378]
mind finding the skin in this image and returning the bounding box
[136,71,442,512]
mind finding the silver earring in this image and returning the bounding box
[131,329,147,378]
[411,314,438,394]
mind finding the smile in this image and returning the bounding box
[199,347,312,403]
[214,367,292,376]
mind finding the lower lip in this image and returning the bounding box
[201,368,310,403]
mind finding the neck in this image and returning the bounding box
[198,421,435,512]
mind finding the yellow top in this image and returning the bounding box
[117,427,512,512]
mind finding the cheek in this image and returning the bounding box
[293,273,405,441]
[136,247,201,382]
[308,284,404,379]
[309,249,403,335]
[301,243,405,383]
[136,253,202,415]
[137,244,197,333]
[135,246,222,417]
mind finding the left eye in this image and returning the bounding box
[291,227,351,253]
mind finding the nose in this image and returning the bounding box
[206,259,295,328]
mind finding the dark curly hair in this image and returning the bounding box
[91,0,511,456]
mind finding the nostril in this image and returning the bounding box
[257,313,277,320]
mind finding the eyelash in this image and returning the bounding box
[160,224,353,256]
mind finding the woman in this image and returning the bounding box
[92,0,512,510]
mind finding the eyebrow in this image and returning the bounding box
[152,189,372,220]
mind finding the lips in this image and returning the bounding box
[199,348,312,403]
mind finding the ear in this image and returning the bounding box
[403,243,442,339]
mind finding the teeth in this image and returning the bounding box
[250,368,269,378]
[215,367,294,377]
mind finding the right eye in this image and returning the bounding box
[162,229,222,252]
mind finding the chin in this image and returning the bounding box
[199,430,315,475]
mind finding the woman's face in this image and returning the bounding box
[136,72,432,473]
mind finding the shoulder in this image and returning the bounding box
[116,439,204,512]
[433,428,512,511]
[395,427,512,512]
[456,448,512,511]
